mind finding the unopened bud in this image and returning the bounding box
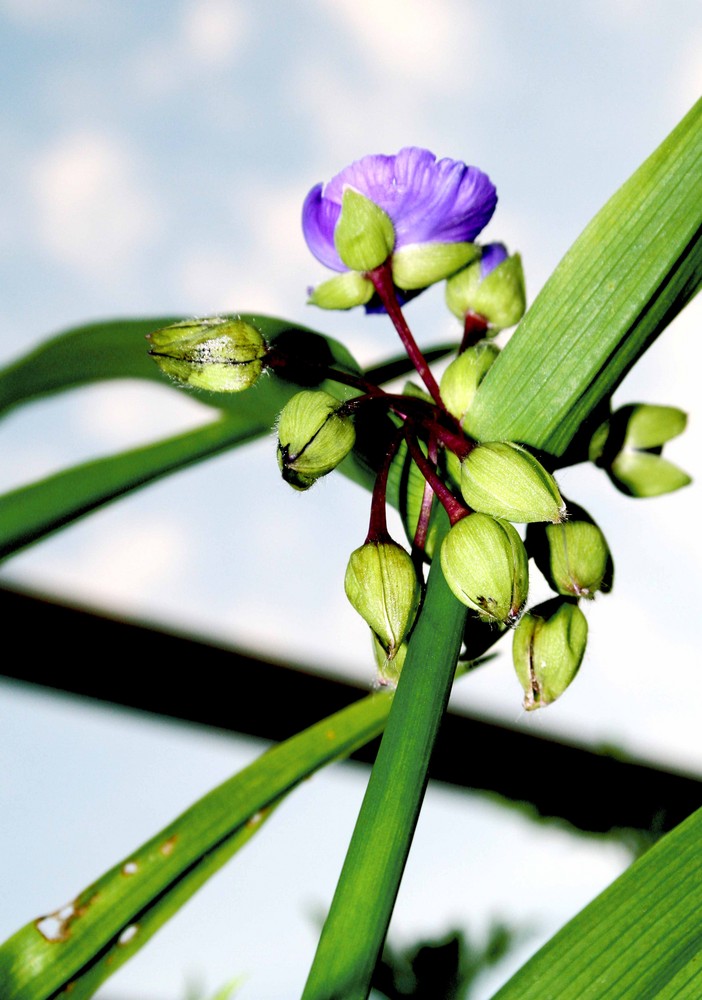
[589,404,691,498]
[512,598,588,710]
[334,189,395,272]
[439,343,499,424]
[445,244,526,331]
[277,390,355,490]
[460,442,565,523]
[440,513,529,625]
[148,317,267,392]
[344,541,420,661]
[527,502,613,599]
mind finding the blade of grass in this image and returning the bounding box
[491,805,702,999]
[0,689,393,1000]
[467,98,702,455]
[302,552,467,1000]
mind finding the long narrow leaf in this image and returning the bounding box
[468,98,702,455]
[0,690,392,1000]
[302,553,467,1000]
[491,805,702,999]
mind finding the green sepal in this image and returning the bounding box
[460,442,565,523]
[610,450,692,497]
[344,541,421,660]
[391,241,479,290]
[527,501,614,599]
[334,188,395,272]
[512,598,588,710]
[445,254,526,330]
[307,271,375,310]
[440,513,529,625]
[439,343,499,424]
[277,390,355,490]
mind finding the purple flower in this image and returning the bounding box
[302,147,497,275]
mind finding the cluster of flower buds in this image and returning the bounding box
[147,146,690,709]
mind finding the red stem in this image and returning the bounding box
[367,262,445,409]
[365,430,403,544]
[404,429,470,527]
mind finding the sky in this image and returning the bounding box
[0,2,701,998]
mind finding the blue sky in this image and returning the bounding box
[1,2,701,997]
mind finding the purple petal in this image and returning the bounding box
[302,147,498,273]
[301,183,345,271]
[480,242,509,279]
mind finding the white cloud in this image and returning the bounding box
[127,0,249,99]
[320,0,483,83]
[30,131,162,278]
[180,0,249,67]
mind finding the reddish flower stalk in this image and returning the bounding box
[367,261,445,409]
[460,310,490,351]
[404,428,470,526]
[365,429,404,544]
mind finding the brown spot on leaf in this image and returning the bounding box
[160,835,178,857]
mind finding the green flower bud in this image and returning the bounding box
[589,404,691,498]
[147,317,267,392]
[460,442,565,523]
[512,598,588,711]
[334,188,395,272]
[344,541,421,661]
[277,390,355,490]
[439,343,499,424]
[445,249,526,331]
[440,513,529,625]
[391,241,479,291]
[527,502,613,599]
[307,271,375,310]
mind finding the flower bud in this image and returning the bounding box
[440,513,529,625]
[512,598,588,710]
[445,244,526,331]
[589,404,691,498]
[333,188,395,272]
[460,442,565,523]
[439,343,499,424]
[277,390,355,490]
[345,541,421,661]
[147,317,267,392]
[527,502,613,599]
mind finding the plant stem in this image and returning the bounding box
[367,262,445,408]
[405,429,470,526]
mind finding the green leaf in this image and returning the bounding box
[491,805,702,999]
[467,98,702,455]
[0,690,392,1000]
[302,552,467,1000]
